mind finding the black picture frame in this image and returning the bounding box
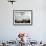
[13,10,33,26]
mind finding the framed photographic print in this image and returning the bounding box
[13,10,32,25]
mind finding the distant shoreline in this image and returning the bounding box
[15,19,30,23]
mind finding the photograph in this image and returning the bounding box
[13,10,32,25]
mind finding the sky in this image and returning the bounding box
[14,11,31,21]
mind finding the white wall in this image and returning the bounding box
[0,0,46,42]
